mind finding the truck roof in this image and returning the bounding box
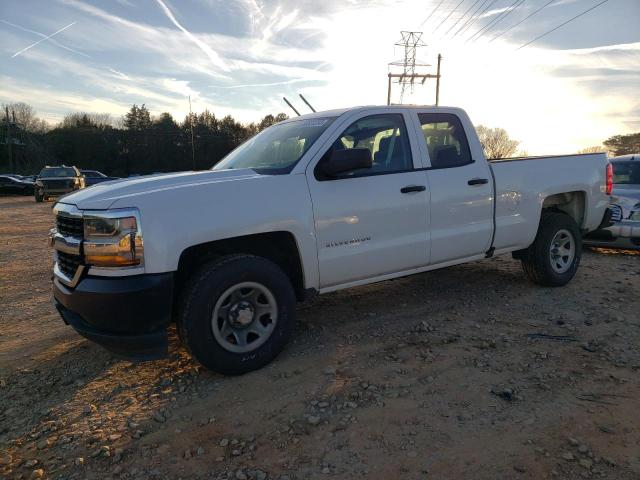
[611,154,639,162]
[280,105,466,123]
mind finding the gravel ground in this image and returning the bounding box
[1,195,639,480]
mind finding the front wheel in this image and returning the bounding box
[35,191,44,202]
[521,211,581,287]
[177,255,296,375]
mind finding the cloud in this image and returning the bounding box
[210,78,318,89]
[154,0,230,72]
[1,19,90,58]
[11,21,77,58]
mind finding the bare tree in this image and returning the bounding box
[577,146,605,154]
[475,125,520,159]
[2,102,49,134]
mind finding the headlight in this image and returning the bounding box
[630,210,640,221]
[83,210,143,268]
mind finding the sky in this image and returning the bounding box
[0,0,639,154]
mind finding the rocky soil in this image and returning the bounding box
[1,195,639,480]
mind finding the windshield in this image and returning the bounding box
[40,167,76,178]
[213,117,336,174]
[612,161,640,185]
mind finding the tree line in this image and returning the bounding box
[2,101,638,175]
[1,102,288,176]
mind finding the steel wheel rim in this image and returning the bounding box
[211,281,278,353]
[549,229,575,274]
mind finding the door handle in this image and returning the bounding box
[401,185,426,193]
[467,178,488,186]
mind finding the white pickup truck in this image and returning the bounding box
[50,105,612,374]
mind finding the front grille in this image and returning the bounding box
[56,215,84,237]
[610,205,623,222]
[43,179,73,189]
[57,251,82,278]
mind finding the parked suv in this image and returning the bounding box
[584,154,640,248]
[35,165,85,202]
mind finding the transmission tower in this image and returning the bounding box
[389,31,429,101]
[387,31,442,105]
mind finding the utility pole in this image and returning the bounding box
[387,31,442,106]
[188,96,196,170]
[436,54,442,106]
[5,106,13,172]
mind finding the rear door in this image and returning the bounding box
[414,112,494,264]
[306,110,430,288]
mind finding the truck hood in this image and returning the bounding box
[59,169,261,210]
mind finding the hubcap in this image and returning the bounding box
[228,300,255,327]
[549,229,575,274]
[211,282,278,353]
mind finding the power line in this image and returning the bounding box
[458,0,498,37]
[516,0,609,50]
[433,0,467,33]
[420,0,445,26]
[468,0,527,42]
[444,0,482,36]
[451,0,490,37]
[489,0,556,42]
[451,1,488,38]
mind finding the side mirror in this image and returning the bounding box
[321,148,372,177]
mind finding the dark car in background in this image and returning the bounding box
[35,165,85,202]
[0,175,35,195]
[80,169,119,187]
[584,154,640,249]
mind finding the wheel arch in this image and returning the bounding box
[541,190,587,230]
[175,231,308,303]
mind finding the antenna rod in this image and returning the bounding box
[298,94,316,112]
[283,97,301,116]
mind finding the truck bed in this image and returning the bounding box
[488,152,609,253]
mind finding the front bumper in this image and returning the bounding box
[39,184,82,196]
[53,272,174,361]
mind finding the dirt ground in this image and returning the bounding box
[1,195,639,480]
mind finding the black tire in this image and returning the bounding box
[35,191,43,202]
[521,211,582,287]
[177,254,296,375]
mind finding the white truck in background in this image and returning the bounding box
[50,105,612,374]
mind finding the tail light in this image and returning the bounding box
[605,163,613,196]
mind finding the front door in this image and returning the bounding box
[306,111,431,289]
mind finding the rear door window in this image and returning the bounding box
[418,113,472,168]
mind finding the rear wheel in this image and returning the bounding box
[521,211,581,287]
[177,255,296,375]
